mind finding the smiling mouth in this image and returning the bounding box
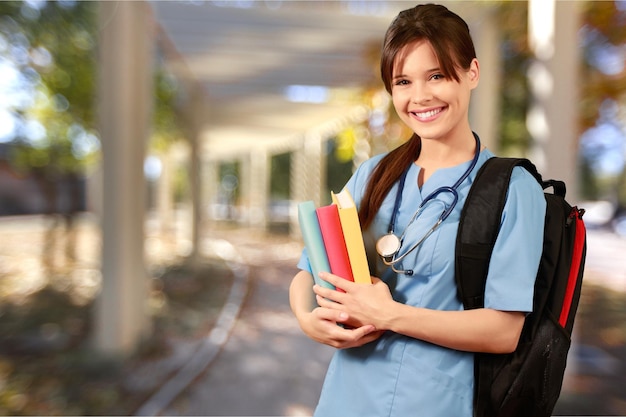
[412,107,445,121]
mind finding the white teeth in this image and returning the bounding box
[415,108,442,119]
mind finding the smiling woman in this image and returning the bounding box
[289,4,546,417]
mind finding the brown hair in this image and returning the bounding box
[359,4,477,230]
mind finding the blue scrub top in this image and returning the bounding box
[297,148,546,417]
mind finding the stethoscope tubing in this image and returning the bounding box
[377,133,481,275]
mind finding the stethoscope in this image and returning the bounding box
[375,133,481,276]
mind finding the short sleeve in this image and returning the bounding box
[483,166,546,312]
[297,248,313,273]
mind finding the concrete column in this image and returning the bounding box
[291,140,306,204]
[290,139,307,237]
[95,0,154,355]
[156,152,175,235]
[203,158,219,228]
[171,81,207,264]
[187,95,204,265]
[528,0,582,389]
[304,131,325,207]
[289,132,325,237]
[527,0,581,202]
[470,9,501,151]
[241,148,269,229]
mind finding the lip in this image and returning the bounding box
[410,106,447,122]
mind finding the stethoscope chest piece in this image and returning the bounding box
[376,233,401,264]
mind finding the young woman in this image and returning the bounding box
[289,4,546,416]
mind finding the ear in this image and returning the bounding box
[468,58,480,89]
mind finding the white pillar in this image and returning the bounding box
[291,139,307,237]
[470,9,501,151]
[203,158,219,228]
[95,0,153,355]
[187,93,204,265]
[527,0,581,202]
[304,131,325,207]
[528,0,582,389]
[154,152,175,235]
[241,148,269,229]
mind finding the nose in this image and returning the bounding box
[411,82,432,104]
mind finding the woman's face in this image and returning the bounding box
[391,40,479,144]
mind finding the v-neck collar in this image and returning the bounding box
[409,149,492,198]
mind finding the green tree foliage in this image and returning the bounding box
[270,152,290,200]
[0,1,183,172]
[494,2,532,156]
[152,68,186,152]
[495,1,626,206]
[580,1,626,206]
[580,1,626,132]
[0,1,100,215]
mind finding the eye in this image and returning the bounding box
[393,79,409,86]
[429,73,445,81]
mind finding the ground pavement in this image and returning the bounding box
[146,228,334,416]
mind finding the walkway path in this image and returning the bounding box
[160,228,334,416]
[585,228,626,292]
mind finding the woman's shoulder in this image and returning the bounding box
[507,160,544,194]
[475,152,545,211]
[499,159,546,210]
[357,153,388,173]
[345,152,389,202]
[349,153,388,184]
[479,151,543,192]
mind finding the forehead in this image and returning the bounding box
[393,40,440,74]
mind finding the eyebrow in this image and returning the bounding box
[392,67,442,80]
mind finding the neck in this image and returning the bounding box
[414,131,479,187]
[416,131,477,168]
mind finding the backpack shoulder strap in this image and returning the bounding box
[455,157,542,309]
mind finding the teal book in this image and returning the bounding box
[297,201,335,290]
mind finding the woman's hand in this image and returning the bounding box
[313,273,395,332]
[298,307,384,349]
[289,270,382,349]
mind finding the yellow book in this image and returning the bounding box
[331,188,372,284]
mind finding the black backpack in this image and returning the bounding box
[455,157,587,417]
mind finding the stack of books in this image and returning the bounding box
[298,188,372,291]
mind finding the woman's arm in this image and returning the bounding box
[289,270,382,349]
[383,302,524,353]
[314,273,524,354]
[289,269,317,314]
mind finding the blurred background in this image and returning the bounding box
[0,0,625,415]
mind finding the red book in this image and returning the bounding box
[316,204,354,288]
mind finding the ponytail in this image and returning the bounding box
[359,135,420,230]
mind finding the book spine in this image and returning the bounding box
[297,201,335,290]
[331,191,372,284]
[316,204,354,289]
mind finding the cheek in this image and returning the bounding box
[391,93,407,113]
